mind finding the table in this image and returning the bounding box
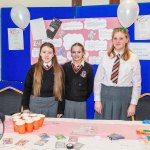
[0,117,150,150]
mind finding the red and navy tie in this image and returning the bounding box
[111,54,120,84]
[71,63,82,74]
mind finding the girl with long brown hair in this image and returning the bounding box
[22,42,64,117]
[94,28,141,120]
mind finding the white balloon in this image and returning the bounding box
[117,0,139,28]
[10,5,30,29]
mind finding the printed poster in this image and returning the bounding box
[30,17,121,64]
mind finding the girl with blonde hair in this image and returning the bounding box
[94,28,141,120]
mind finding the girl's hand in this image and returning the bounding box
[57,114,63,118]
[95,101,102,114]
[127,104,136,117]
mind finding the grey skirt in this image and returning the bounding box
[64,100,86,119]
[94,84,132,120]
[29,95,58,117]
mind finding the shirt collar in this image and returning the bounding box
[71,60,85,67]
[114,50,124,57]
[43,61,52,67]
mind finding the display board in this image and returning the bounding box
[30,17,120,65]
[1,7,75,81]
[1,3,150,118]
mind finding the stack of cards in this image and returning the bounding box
[55,141,65,149]
[34,133,50,146]
[107,133,125,140]
[68,136,78,142]
[3,138,13,145]
[39,133,50,139]
[15,139,29,146]
[34,139,48,146]
[55,134,66,140]
[74,143,84,150]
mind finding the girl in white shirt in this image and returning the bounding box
[94,28,141,120]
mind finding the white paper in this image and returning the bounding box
[8,28,24,50]
[32,48,40,58]
[89,56,100,64]
[57,55,67,64]
[134,15,150,40]
[30,18,47,40]
[63,33,84,50]
[85,40,107,51]
[99,28,113,40]
[42,38,62,47]
[84,19,106,30]
[61,21,83,30]
[67,51,72,60]
[129,43,150,60]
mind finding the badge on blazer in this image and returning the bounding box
[80,71,86,78]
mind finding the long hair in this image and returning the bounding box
[33,42,64,101]
[107,28,130,61]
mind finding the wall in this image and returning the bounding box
[0,0,72,7]
[82,0,109,5]
[0,0,149,7]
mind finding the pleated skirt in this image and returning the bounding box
[64,100,86,119]
[94,84,132,120]
[29,95,58,117]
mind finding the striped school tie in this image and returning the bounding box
[111,54,120,84]
[71,63,83,74]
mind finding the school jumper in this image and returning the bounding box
[22,64,64,117]
[63,61,94,119]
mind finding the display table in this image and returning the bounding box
[0,117,150,150]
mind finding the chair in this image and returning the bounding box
[134,93,150,121]
[0,86,23,115]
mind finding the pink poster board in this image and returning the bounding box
[30,17,121,65]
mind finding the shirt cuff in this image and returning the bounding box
[94,95,101,102]
[130,99,138,105]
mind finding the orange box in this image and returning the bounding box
[38,114,45,127]
[25,119,33,132]
[16,120,26,134]
[12,118,22,132]
[32,117,40,130]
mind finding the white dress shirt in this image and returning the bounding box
[71,60,85,67]
[94,51,141,105]
[43,61,52,68]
